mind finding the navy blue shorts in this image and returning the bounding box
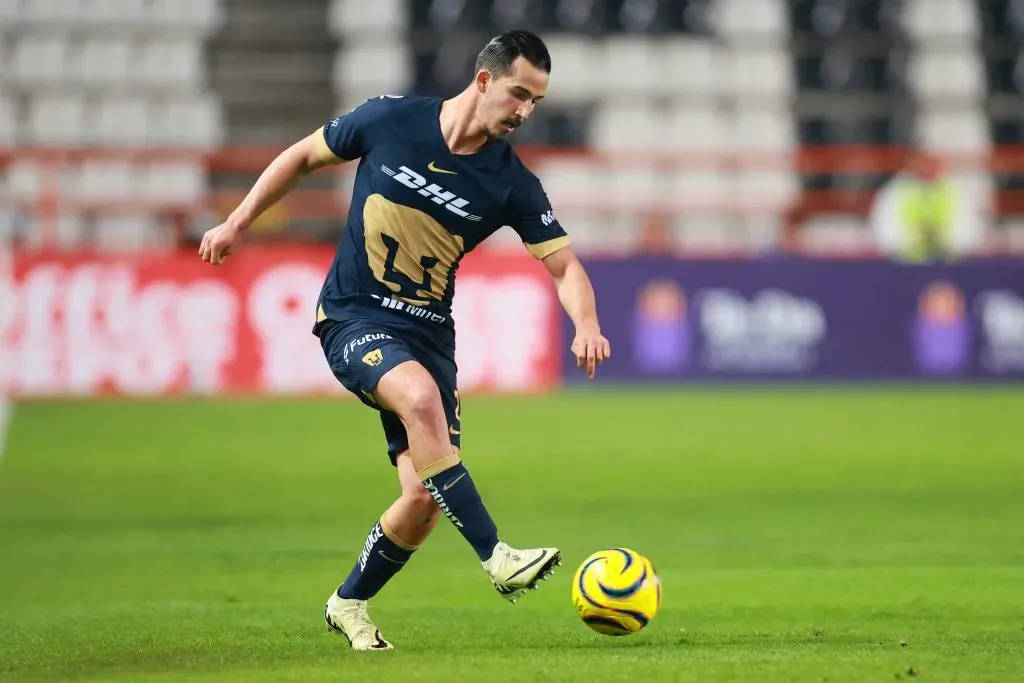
[318,318,461,465]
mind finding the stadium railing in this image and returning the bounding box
[2,146,1023,255]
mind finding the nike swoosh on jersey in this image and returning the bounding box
[443,472,467,491]
[378,551,408,564]
[449,424,460,435]
[428,161,457,174]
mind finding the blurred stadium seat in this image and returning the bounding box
[1,0,223,249]
[980,0,1024,231]
[0,0,1022,251]
[0,96,16,148]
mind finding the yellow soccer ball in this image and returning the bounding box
[571,547,661,636]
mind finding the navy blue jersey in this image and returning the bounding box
[311,95,569,346]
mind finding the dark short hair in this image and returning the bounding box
[475,30,551,78]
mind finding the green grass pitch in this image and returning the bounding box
[1,388,1022,682]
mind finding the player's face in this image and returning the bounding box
[477,57,549,141]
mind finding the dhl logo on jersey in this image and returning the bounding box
[381,165,482,222]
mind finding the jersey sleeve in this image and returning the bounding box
[508,171,571,259]
[313,97,391,164]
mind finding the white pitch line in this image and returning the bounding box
[0,234,12,465]
[0,398,10,466]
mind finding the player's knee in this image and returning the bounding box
[401,481,437,517]
[401,380,445,427]
[423,505,442,527]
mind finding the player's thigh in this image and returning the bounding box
[319,319,417,408]
[396,341,460,449]
[374,360,447,430]
[376,347,460,462]
[429,353,461,451]
[321,319,452,467]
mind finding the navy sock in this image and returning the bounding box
[337,518,416,600]
[421,462,499,561]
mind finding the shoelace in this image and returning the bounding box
[345,602,376,638]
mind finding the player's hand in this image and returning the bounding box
[571,324,610,380]
[199,222,241,266]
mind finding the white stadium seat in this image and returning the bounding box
[94,98,149,146]
[672,217,741,252]
[731,108,796,151]
[908,50,985,101]
[150,0,224,32]
[81,0,148,27]
[11,209,87,249]
[3,0,224,255]
[73,160,135,200]
[94,214,165,251]
[0,97,16,147]
[663,40,725,99]
[135,40,204,87]
[586,216,644,254]
[918,110,991,152]
[664,105,729,150]
[601,38,668,99]
[150,96,223,147]
[334,42,412,96]
[10,34,71,86]
[539,36,600,105]
[6,162,43,200]
[26,96,87,144]
[736,170,800,211]
[143,163,206,202]
[728,47,793,99]
[532,158,605,214]
[328,0,404,37]
[0,0,22,23]
[591,103,665,150]
[714,0,788,40]
[604,167,663,213]
[22,0,86,23]
[37,213,88,249]
[74,39,131,87]
[904,0,979,41]
[670,169,733,210]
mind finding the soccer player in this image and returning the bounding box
[198,30,610,650]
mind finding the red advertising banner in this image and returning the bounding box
[2,246,561,397]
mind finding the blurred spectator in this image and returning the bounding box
[637,212,672,254]
[0,175,29,249]
[868,151,984,262]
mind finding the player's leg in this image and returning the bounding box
[372,360,501,560]
[332,448,441,601]
[382,448,444,546]
[319,320,430,650]
[374,349,561,603]
[325,450,443,651]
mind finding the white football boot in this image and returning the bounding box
[483,541,561,603]
[324,592,394,651]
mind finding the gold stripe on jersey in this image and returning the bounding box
[416,453,461,481]
[379,515,420,551]
[314,126,348,164]
[363,193,465,306]
[526,235,570,259]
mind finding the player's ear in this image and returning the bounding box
[474,69,491,94]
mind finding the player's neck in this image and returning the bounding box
[439,91,489,156]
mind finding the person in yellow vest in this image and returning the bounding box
[868,151,983,262]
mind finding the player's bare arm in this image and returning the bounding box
[542,246,610,379]
[199,130,340,265]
